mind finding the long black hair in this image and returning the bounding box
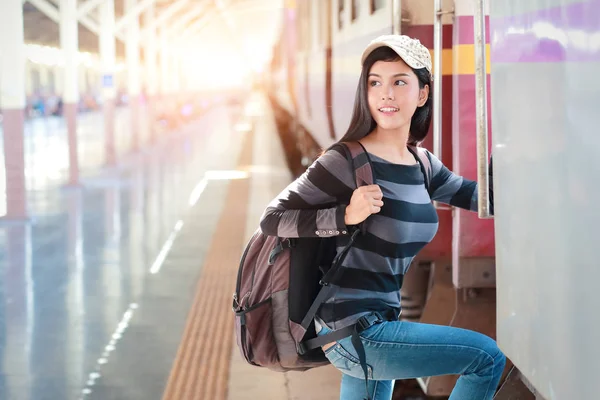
[337,46,432,146]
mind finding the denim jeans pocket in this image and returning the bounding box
[325,342,373,379]
[323,342,339,356]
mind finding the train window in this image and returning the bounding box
[306,0,312,51]
[370,0,385,14]
[338,0,344,30]
[351,0,360,21]
[298,0,309,51]
[297,2,303,51]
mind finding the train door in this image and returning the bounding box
[395,0,502,397]
[488,0,600,398]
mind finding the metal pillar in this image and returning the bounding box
[40,66,49,97]
[60,0,80,186]
[126,0,141,151]
[159,27,172,123]
[100,0,117,165]
[145,4,158,143]
[0,0,27,219]
[25,62,33,98]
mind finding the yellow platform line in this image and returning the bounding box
[162,130,253,400]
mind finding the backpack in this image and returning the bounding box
[232,141,432,372]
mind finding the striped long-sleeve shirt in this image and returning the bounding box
[259,144,478,330]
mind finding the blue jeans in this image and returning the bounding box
[317,317,506,400]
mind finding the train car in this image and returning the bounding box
[266,0,600,398]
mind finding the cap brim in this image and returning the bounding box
[361,42,430,73]
[361,42,388,64]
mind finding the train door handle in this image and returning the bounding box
[433,0,454,212]
[474,0,493,219]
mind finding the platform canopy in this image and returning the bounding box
[22,0,283,61]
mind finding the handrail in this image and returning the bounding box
[433,0,443,162]
[432,2,453,211]
[473,0,493,219]
[392,0,402,34]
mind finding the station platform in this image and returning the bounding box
[0,92,341,400]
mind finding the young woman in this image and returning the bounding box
[260,35,505,400]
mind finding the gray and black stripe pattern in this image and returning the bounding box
[260,145,477,330]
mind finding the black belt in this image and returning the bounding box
[298,311,390,353]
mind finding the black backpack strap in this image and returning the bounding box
[408,145,432,194]
[337,141,375,236]
[298,228,361,333]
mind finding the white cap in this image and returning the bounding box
[361,34,432,74]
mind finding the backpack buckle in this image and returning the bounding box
[232,293,240,312]
[297,342,308,355]
[356,313,382,331]
[269,238,294,265]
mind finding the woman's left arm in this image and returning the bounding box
[427,150,493,214]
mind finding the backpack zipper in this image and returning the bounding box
[236,298,271,366]
[235,297,271,315]
[247,238,291,309]
[233,231,260,311]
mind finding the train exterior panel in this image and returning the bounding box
[491,0,600,399]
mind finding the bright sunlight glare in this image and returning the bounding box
[180,48,252,90]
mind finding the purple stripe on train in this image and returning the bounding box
[490,1,600,63]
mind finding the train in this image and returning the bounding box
[264,0,600,399]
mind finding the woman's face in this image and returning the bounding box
[367,58,429,133]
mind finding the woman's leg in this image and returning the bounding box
[325,320,506,400]
[338,374,394,400]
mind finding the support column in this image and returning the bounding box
[126,0,141,152]
[38,66,48,116]
[39,65,49,92]
[0,0,27,219]
[158,28,172,125]
[145,4,158,143]
[25,62,33,98]
[60,0,80,186]
[100,0,117,165]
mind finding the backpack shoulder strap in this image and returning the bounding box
[337,141,375,187]
[408,145,432,194]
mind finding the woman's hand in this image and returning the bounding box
[344,185,384,225]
